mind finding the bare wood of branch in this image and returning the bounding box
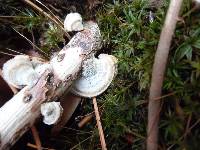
[31,126,42,150]
[24,0,71,40]
[2,67,41,150]
[147,0,183,150]
[92,97,107,150]
[1,56,41,150]
[2,62,38,149]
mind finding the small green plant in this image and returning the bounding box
[40,23,65,54]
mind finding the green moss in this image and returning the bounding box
[1,0,200,149]
[95,0,200,149]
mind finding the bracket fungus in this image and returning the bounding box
[0,20,117,149]
[2,55,50,89]
[41,102,63,125]
[71,54,118,98]
[64,13,84,32]
[2,55,40,89]
[194,0,200,3]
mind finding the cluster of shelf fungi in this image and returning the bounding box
[0,16,117,149]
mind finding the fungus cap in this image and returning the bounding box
[64,13,83,32]
[41,102,63,125]
[71,54,118,98]
[2,55,39,89]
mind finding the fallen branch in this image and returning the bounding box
[147,0,183,150]
[0,22,101,150]
[24,0,71,40]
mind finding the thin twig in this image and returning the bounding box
[31,29,36,50]
[24,0,71,40]
[63,127,93,134]
[168,117,200,150]
[0,16,34,19]
[153,92,176,101]
[24,0,61,26]
[78,113,94,128]
[78,102,107,128]
[6,48,25,55]
[35,0,64,26]
[12,28,49,58]
[70,135,93,150]
[0,51,16,57]
[93,97,107,150]
[183,114,192,138]
[27,143,55,150]
[147,0,183,150]
[31,126,42,150]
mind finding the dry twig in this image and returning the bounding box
[31,126,42,150]
[147,0,183,150]
[27,143,55,150]
[24,0,71,40]
[35,0,64,26]
[78,113,94,128]
[93,97,107,150]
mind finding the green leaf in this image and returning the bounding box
[174,44,193,61]
[192,39,200,49]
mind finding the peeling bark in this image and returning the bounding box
[0,21,101,150]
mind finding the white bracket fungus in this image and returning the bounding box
[71,54,118,98]
[2,55,51,89]
[40,102,63,125]
[2,55,40,89]
[194,0,200,3]
[64,12,84,32]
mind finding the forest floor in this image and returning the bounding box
[0,0,200,150]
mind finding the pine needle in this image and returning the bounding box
[24,0,71,40]
[6,48,25,55]
[12,27,49,58]
[35,0,64,27]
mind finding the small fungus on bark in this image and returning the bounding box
[64,13,83,32]
[40,102,63,125]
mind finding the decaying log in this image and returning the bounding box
[0,21,101,150]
